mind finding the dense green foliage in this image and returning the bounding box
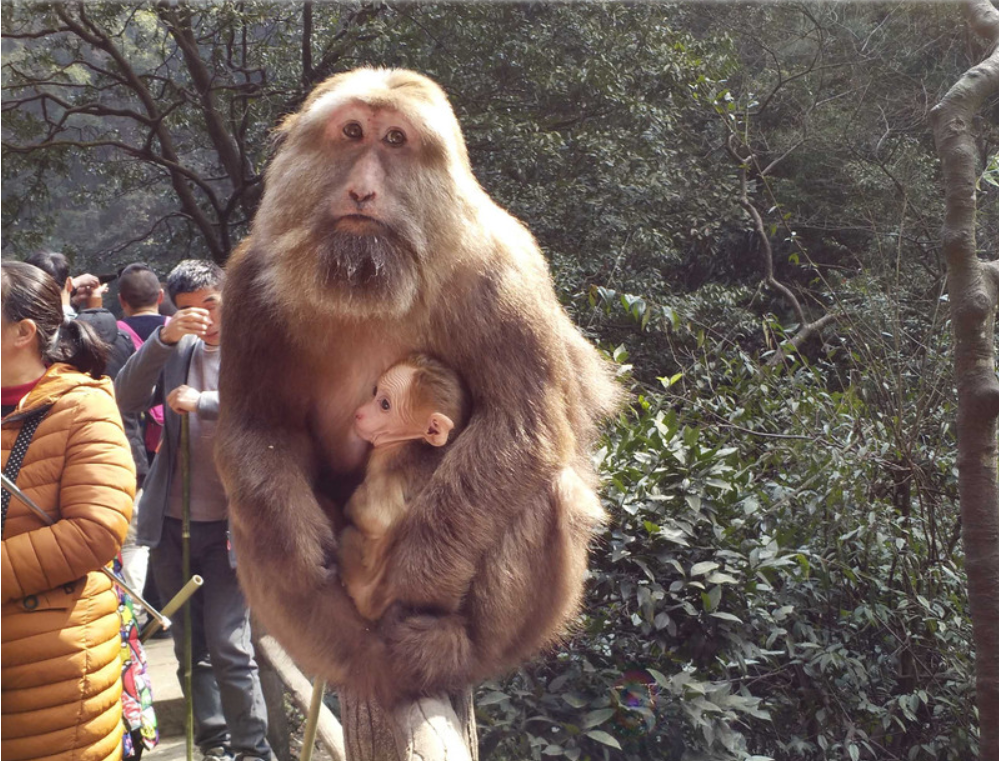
[4,3,995,760]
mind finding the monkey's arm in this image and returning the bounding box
[216,249,392,690]
[218,402,392,688]
[385,273,575,611]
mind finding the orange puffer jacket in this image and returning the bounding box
[2,363,135,761]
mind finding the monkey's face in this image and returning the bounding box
[311,103,427,305]
[254,70,478,321]
[354,364,421,446]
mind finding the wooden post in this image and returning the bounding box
[340,690,477,761]
[254,634,477,760]
[255,635,346,761]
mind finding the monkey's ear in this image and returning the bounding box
[424,412,455,447]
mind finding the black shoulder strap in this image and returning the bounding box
[2,408,49,538]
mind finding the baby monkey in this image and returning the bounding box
[341,353,471,620]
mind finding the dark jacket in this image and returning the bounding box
[114,328,220,548]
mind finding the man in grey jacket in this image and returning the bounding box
[115,260,271,761]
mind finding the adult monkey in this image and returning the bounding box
[216,68,620,704]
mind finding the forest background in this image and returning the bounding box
[2,2,997,760]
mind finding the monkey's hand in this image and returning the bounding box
[377,605,475,699]
[219,424,339,589]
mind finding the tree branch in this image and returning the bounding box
[157,4,259,221]
[929,1,999,755]
[727,134,808,327]
[302,2,314,83]
[53,2,225,261]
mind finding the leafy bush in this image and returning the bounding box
[478,332,974,761]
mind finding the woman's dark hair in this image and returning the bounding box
[24,249,71,286]
[1,260,108,378]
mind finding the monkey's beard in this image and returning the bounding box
[314,223,420,313]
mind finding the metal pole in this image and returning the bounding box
[181,414,194,761]
[300,679,326,761]
[1,472,171,630]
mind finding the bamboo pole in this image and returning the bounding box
[139,575,203,643]
[181,414,194,761]
[300,678,326,761]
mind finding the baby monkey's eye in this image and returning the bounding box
[380,398,391,412]
[372,386,377,396]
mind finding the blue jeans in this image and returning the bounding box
[151,518,271,759]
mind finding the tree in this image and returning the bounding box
[930,1,999,758]
[2,1,381,264]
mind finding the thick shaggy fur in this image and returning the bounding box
[216,68,620,704]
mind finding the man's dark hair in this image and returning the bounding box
[118,263,162,309]
[25,250,71,286]
[166,259,225,302]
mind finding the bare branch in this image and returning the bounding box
[930,1,999,754]
[727,134,808,327]
[51,2,225,260]
[157,4,259,220]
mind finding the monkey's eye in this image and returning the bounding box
[384,128,407,147]
[380,398,391,412]
[343,122,363,140]
[372,386,377,397]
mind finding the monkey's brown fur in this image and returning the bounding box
[216,68,620,704]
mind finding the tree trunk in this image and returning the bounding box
[339,691,478,761]
[929,1,999,758]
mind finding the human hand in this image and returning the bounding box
[160,308,212,345]
[167,385,201,414]
[71,273,100,292]
[70,274,107,309]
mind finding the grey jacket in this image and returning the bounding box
[114,328,220,548]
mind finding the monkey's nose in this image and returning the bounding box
[349,190,376,206]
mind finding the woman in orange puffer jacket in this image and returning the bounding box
[2,260,136,761]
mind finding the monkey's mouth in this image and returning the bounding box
[316,221,416,293]
[334,214,387,235]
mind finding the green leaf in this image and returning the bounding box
[585,730,622,750]
[646,669,669,688]
[477,691,509,706]
[702,585,722,612]
[690,561,720,576]
[709,611,743,623]
[581,708,616,728]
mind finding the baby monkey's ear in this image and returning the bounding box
[424,412,455,447]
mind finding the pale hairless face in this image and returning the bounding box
[353,363,454,448]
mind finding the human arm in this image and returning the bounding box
[70,274,107,310]
[1,388,135,602]
[114,328,177,413]
[166,386,219,420]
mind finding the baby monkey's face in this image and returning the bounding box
[353,364,420,445]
